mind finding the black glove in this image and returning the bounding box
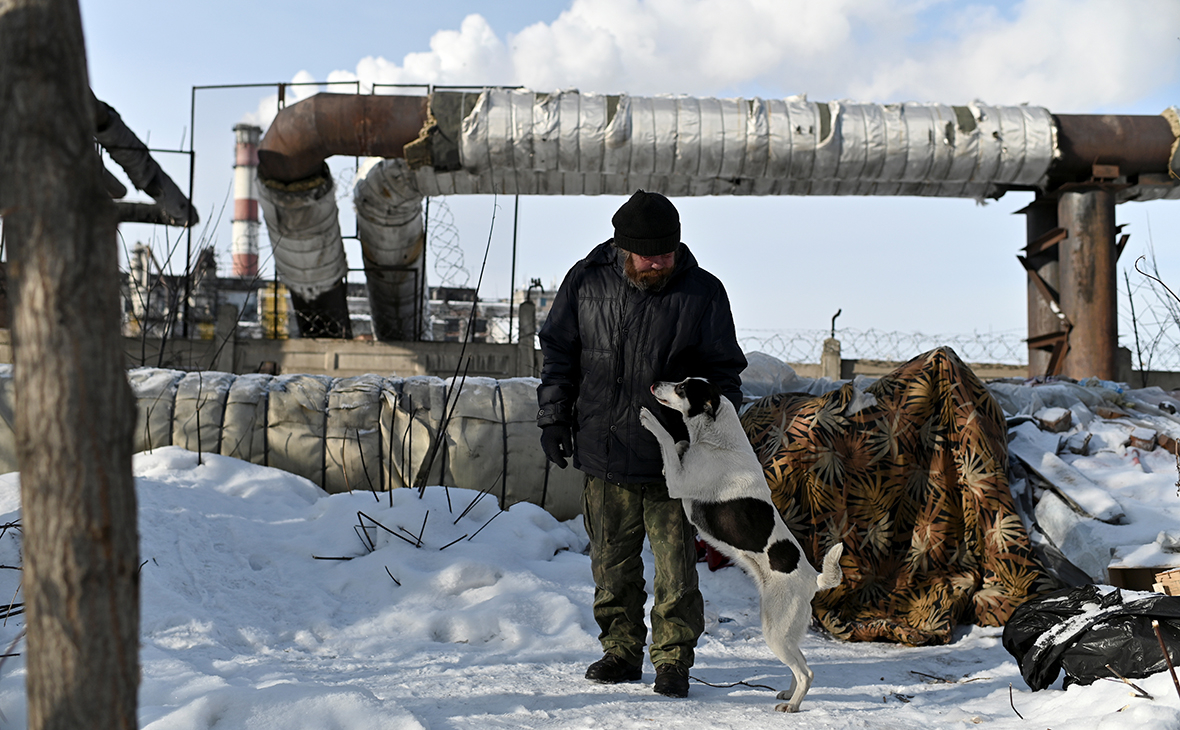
[540,423,573,469]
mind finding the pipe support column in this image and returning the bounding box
[1057,189,1118,380]
[1024,198,1062,377]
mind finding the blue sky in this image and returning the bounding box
[75,0,1180,357]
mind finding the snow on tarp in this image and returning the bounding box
[1008,422,1126,524]
[1033,491,1113,582]
[1004,583,1180,691]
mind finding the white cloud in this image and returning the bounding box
[851,0,1180,110]
[275,0,1179,113]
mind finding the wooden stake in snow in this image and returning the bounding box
[1008,683,1023,720]
[1103,663,1153,699]
[1152,619,1180,700]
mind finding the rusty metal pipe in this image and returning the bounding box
[1058,188,1118,380]
[257,93,429,183]
[1052,114,1175,180]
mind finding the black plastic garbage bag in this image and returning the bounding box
[1003,584,1180,690]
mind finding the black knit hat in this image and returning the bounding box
[611,190,680,256]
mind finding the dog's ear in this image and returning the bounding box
[704,384,721,419]
[684,378,723,419]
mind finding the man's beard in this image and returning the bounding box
[623,254,676,292]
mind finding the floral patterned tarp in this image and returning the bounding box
[740,347,1063,646]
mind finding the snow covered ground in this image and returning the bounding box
[0,436,1176,729]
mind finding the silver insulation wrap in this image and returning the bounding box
[431,89,1055,199]
[348,90,1056,339]
[257,175,349,302]
[353,158,428,341]
[280,89,1058,341]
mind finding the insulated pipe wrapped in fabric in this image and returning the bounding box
[0,368,581,520]
[388,376,449,491]
[267,374,333,490]
[353,91,1047,341]
[346,90,1060,339]
[325,374,390,494]
[129,368,185,453]
[257,173,348,303]
[93,97,198,226]
[494,378,582,520]
[257,172,352,338]
[378,386,406,492]
[450,90,1057,198]
[353,158,428,341]
[221,373,272,464]
[438,378,530,509]
[384,376,583,520]
[261,89,1180,342]
[172,372,235,455]
[257,90,1178,342]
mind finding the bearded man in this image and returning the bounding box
[536,190,747,698]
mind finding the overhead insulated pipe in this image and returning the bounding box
[93,95,198,227]
[256,166,353,338]
[1050,113,1178,197]
[354,158,427,340]
[257,89,1180,343]
[257,94,428,339]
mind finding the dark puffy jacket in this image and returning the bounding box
[536,241,747,483]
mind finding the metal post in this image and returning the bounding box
[422,197,429,341]
[183,87,197,339]
[1058,188,1118,380]
[1022,197,1064,377]
[509,194,519,344]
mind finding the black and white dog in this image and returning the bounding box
[639,377,843,713]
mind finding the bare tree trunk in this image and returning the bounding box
[0,1,140,728]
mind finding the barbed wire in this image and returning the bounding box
[739,325,1180,371]
[427,198,470,289]
[737,328,1031,366]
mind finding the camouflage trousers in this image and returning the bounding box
[582,475,703,668]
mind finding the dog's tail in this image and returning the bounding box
[815,543,844,592]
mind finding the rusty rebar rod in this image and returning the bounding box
[1152,620,1180,700]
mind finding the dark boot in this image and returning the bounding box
[585,654,642,684]
[653,663,690,697]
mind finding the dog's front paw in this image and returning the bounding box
[638,406,660,433]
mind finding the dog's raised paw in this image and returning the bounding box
[638,407,658,432]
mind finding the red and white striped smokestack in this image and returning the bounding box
[231,123,262,278]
